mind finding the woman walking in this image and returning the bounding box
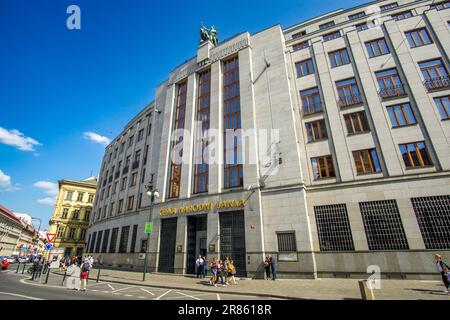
[209,257,217,286]
[215,260,225,286]
[264,256,271,280]
[435,254,450,294]
[226,260,237,285]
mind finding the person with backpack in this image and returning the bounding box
[226,259,237,285]
[80,258,91,292]
[435,254,450,294]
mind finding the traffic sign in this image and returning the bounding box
[145,222,152,234]
[45,243,53,251]
[46,233,56,243]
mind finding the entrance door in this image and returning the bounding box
[158,218,177,273]
[219,211,246,277]
[186,215,207,274]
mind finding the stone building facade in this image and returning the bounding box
[87,0,450,279]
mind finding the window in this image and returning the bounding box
[127,196,134,211]
[77,192,84,202]
[399,141,432,168]
[140,239,148,253]
[292,30,306,39]
[128,135,134,148]
[319,21,335,30]
[344,111,370,134]
[336,78,362,107]
[109,228,119,253]
[143,145,149,164]
[376,68,405,98]
[411,196,450,249]
[120,141,125,153]
[323,31,341,41]
[349,11,366,20]
[380,2,398,11]
[102,205,107,218]
[392,11,413,21]
[65,191,73,201]
[356,23,369,32]
[434,96,450,120]
[109,202,114,216]
[121,177,127,190]
[89,232,96,253]
[101,229,110,253]
[57,227,65,238]
[300,87,322,115]
[168,81,188,198]
[293,41,309,51]
[360,200,409,250]
[68,228,76,239]
[276,232,297,252]
[119,226,130,253]
[107,185,111,198]
[61,208,68,219]
[118,199,124,214]
[138,192,143,208]
[405,28,432,48]
[328,48,350,68]
[125,155,131,170]
[147,122,152,136]
[419,59,450,91]
[311,155,335,179]
[223,56,243,189]
[72,210,80,220]
[353,149,382,175]
[137,129,144,142]
[113,147,118,159]
[295,59,315,77]
[79,229,86,241]
[305,120,328,142]
[431,1,450,10]
[386,103,416,127]
[130,172,138,187]
[194,69,211,194]
[314,204,355,251]
[113,181,118,195]
[88,194,94,203]
[130,225,138,253]
[365,38,389,58]
[134,149,141,164]
[141,168,146,184]
[84,209,90,221]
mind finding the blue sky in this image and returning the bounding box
[0,0,366,230]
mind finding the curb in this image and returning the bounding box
[53,271,305,300]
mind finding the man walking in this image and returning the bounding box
[269,255,277,280]
[195,255,204,279]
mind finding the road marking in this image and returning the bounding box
[140,288,155,296]
[111,286,133,293]
[91,289,98,292]
[155,289,172,300]
[138,296,146,299]
[113,293,122,295]
[175,291,202,300]
[87,282,111,287]
[217,293,221,300]
[107,284,115,291]
[0,292,44,300]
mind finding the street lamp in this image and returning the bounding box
[142,174,159,281]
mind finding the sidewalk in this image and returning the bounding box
[74,268,449,300]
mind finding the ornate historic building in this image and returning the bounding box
[0,205,23,256]
[48,178,97,257]
[87,0,450,279]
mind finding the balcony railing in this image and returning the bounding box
[132,160,140,170]
[338,93,363,108]
[423,76,450,91]
[378,84,407,99]
[301,102,323,116]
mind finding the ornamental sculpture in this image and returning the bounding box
[199,22,218,46]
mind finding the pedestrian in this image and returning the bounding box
[209,257,217,286]
[226,259,237,285]
[264,256,271,280]
[80,258,91,291]
[202,256,207,278]
[435,254,450,294]
[269,255,276,280]
[195,255,204,279]
[215,260,225,286]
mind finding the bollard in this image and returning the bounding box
[22,263,26,274]
[358,280,375,300]
[96,265,101,283]
[61,270,67,286]
[16,262,20,273]
[45,267,51,284]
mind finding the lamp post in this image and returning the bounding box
[142,174,158,281]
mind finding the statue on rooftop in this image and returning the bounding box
[199,22,218,46]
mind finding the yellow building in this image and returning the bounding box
[48,177,97,258]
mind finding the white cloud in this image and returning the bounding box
[33,181,58,196]
[0,127,41,152]
[37,197,56,205]
[83,131,111,146]
[0,169,20,191]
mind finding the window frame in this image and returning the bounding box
[311,155,336,180]
[399,141,433,169]
[352,148,382,175]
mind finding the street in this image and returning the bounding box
[0,269,283,300]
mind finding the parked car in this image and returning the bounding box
[0,257,9,270]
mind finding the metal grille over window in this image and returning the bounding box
[276,232,297,252]
[314,204,355,251]
[411,196,450,249]
[359,200,409,250]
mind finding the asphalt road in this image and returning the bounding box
[0,268,282,300]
